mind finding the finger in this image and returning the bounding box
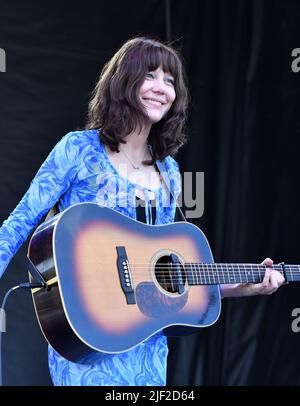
[269,272,279,290]
[254,269,271,294]
[262,268,271,288]
[271,270,285,286]
[261,257,273,266]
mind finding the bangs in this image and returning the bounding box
[138,44,180,79]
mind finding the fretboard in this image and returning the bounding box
[185,263,300,285]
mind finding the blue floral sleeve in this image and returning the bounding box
[0,132,80,278]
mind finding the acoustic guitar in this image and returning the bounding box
[27,202,299,363]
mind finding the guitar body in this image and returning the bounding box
[28,203,221,363]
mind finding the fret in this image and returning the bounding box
[249,264,253,283]
[212,264,217,284]
[232,264,237,283]
[293,265,300,281]
[189,263,194,285]
[210,264,214,284]
[192,263,197,285]
[242,264,246,283]
[209,266,218,284]
[246,264,250,283]
[260,265,264,282]
[200,263,204,284]
[243,264,248,283]
[225,264,228,283]
[250,265,255,283]
[289,266,294,282]
[190,263,195,285]
[292,265,299,281]
[199,263,202,284]
[213,264,218,284]
[216,266,221,284]
[220,264,225,285]
[209,265,213,283]
[203,263,207,284]
[195,263,200,285]
[208,264,212,284]
[244,265,248,282]
[227,264,235,283]
[225,264,231,283]
[202,263,206,284]
[185,263,300,286]
[249,265,254,283]
[206,264,211,285]
[237,264,242,283]
[289,265,300,282]
[192,263,196,285]
[225,264,230,284]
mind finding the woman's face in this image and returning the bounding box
[138,66,176,124]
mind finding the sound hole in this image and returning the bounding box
[154,255,186,293]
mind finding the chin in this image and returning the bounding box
[145,111,165,124]
[149,117,163,124]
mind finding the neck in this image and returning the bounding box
[122,124,152,159]
[183,263,300,285]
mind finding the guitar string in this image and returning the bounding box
[94,266,287,273]
[117,265,292,272]
[108,265,291,282]
[123,264,297,270]
[127,264,281,266]
[116,262,300,270]
[128,273,285,278]
[91,263,297,279]
[126,272,290,277]
[99,264,296,273]
[128,268,286,273]
[111,265,294,282]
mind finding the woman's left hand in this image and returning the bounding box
[238,257,285,296]
[220,258,285,298]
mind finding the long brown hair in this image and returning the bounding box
[86,37,189,163]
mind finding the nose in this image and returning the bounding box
[152,77,166,94]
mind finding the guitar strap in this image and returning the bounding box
[155,159,187,222]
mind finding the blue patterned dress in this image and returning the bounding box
[0,129,181,386]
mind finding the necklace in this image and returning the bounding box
[120,146,148,170]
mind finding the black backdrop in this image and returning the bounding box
[0,0,300,386]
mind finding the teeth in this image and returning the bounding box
[144,99,162,106]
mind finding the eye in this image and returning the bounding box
[164,75,175,85]
[146,72,155,79]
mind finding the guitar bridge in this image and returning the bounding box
[116,246,136,305]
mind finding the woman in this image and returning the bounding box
[0,37,284,385]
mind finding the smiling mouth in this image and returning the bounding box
[143,98,164,106]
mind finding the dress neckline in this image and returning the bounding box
[100,136,162,193]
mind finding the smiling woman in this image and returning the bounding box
[86,37,189,163]
[0,36,285,387]
[0,37,190,387]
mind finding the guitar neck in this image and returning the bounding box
[185,263,300,285]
